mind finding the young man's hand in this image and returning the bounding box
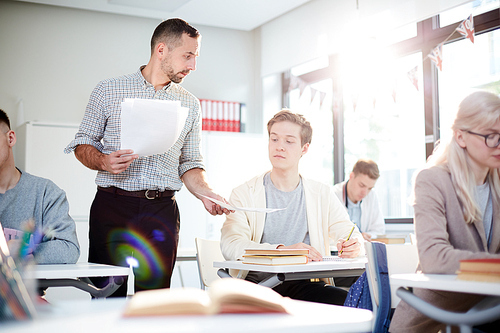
[336,238,361,258]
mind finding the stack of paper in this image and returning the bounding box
[120,98,189,157]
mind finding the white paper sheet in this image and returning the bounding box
[196,193,286,213]
[120,98,189,157]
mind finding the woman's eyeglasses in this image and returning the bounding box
[467,131,500,148]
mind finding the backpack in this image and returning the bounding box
[344,242,392,333]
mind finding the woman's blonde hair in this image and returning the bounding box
[423,91,500,223]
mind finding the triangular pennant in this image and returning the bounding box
[288,76,298,92]
[298,81,307,97]
[407,66,419,91]
[428,44,443,71]
[319,92,327,108]
[310,88,317,103]
[456,14,474,44]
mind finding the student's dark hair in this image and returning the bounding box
[267,109,312,146]
[352,159,380,180]
[150,18,200,53]
[0,109,11,130]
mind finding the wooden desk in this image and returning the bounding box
[0,297,373,333]
[214,258,366,288]
[32,263,130,299]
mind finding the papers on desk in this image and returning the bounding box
[120,98,189,157]
[322,256,360,262]
[196,193,286,213]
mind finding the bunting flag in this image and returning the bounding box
[407,66,419,91]
[310,88,317,103]
[288,76,299,92]
[428,43,443,71]
[319,92,326,108]
[298,80,307,97]
[456,14,474,43]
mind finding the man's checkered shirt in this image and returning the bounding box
[64,67,204,191]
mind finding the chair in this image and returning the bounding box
[365,242,419,332]
[195,238,230,289]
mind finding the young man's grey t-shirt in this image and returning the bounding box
[246,172,309,283]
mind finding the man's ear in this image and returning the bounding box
[7,130,16,147]
[301,143,309,156]
[455,129,467,148]
[156,43,167,58]
[349,172,355,181]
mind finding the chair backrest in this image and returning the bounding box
[195,238,226,289]
[366,242,419,309]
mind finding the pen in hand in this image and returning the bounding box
[339,226,355,255]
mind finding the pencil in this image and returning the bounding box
[339,226,355,255]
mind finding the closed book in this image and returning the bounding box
[244,248,309,256]
[123,277,290,317]
[457,270,500,283]
[373,235,406,244]
[459,258,500,274]
[243,255,308,266]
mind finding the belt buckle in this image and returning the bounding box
[145,189,157,200]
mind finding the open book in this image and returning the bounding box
[123,277,290,317]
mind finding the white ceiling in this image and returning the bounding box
[14,0,312,31]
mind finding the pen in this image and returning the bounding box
[339,226,355,255]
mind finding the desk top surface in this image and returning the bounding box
[390,273,500,297]
[0,297,373,333]
[214,257,367,273]
[33,263,130,279]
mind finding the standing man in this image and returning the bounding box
[221,110,363,305]
[65,18,229,295]
[333,159,385,241]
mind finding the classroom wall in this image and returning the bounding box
[0,0,260,133]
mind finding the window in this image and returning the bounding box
[439,0,500,28]
[439,29,500,142]
[279,6,500,221]
[342,52,425,218]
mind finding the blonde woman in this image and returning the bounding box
[390,91,500,333]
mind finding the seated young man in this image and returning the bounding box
[220,109,363,305]
[333,158,385,242]
[0,109,80,263]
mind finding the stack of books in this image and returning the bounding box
[242,248,309,266]
[372,234,407,244]
[457,258,500,283]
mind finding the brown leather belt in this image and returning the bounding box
[98,186,175,200]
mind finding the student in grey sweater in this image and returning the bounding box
[0,109,79,264]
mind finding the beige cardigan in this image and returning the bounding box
[220,172,363,280]
[390,166,500,333]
